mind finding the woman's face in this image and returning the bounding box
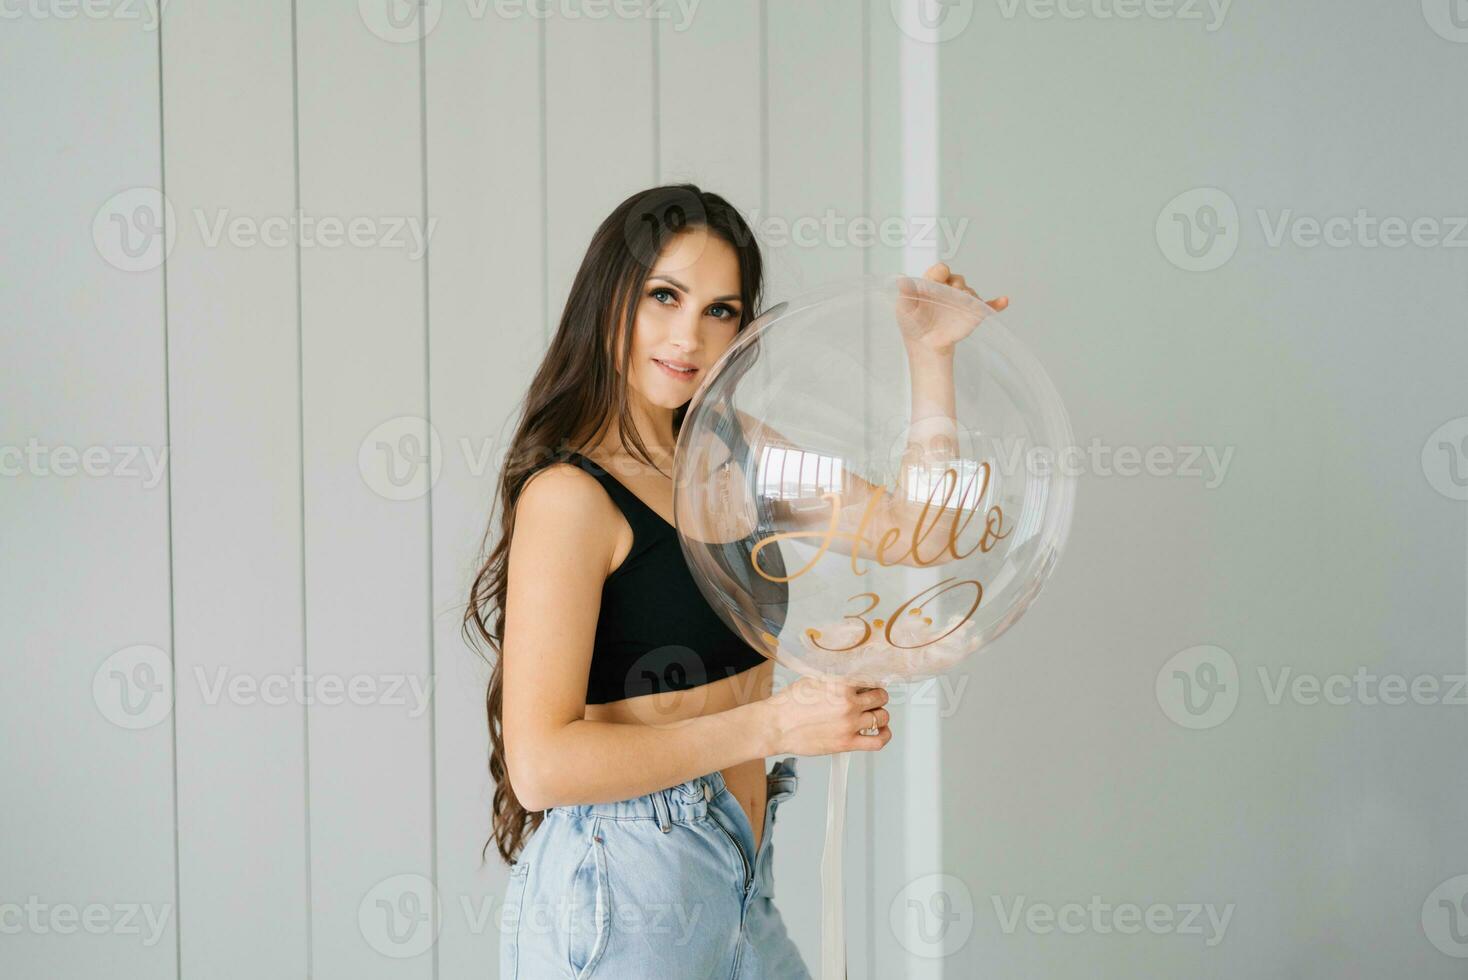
[617,226,743,409]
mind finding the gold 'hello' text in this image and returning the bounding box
[748,461,1010,583]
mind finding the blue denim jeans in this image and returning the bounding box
[500,756,811,979]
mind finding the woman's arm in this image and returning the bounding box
[500,463,778,812]
[902,346,960,463]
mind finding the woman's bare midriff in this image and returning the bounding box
[584,659,776,854]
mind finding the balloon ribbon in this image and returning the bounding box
[821,751,850,980]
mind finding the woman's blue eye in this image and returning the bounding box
[649,287,737,321]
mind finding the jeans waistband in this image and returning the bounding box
[549,756,798,829]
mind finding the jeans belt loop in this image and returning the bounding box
[652,789,673,833]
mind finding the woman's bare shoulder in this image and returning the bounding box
[512,461,621,574]
[518,460,616,524]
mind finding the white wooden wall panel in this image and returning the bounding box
[545,5,656,325]
[0,14,178,980]
[295,6,434,977]
[766,0,869,297]
[160,3,309,977]
[657,1,762,211]
[424,7,546,978]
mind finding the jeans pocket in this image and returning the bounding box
[760,799,790,900]
[760,770,798,900]
[567,821,610,979]
[758,840,778,900]
[499,860,531,980]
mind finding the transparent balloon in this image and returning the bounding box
[672,273,1076,688]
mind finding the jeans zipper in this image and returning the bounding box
[710,812,752,893]
[709,812,751,980]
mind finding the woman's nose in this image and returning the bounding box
[668,310,703,351]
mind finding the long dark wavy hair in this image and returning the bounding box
[461,184,765,866]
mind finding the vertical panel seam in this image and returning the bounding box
[155,11,182,980]
[417,10,441,980]
[288,0,315,974]
[860,2,876,974]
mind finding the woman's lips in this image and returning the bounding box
[653,357,699,381]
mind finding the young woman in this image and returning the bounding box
[463,183,997,978]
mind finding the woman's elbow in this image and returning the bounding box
[505,733,560,812]
[507,763,550,812]
[511,781,549,814]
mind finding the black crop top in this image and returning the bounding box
[550,448,790,705]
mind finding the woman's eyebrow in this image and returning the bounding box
[648,274,741,304]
